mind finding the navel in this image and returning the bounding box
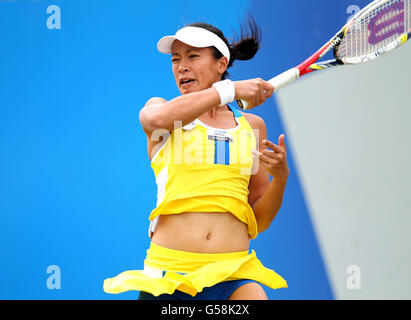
[206,232,212,240]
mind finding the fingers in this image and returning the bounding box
[252,149,283,166]
[256,79,274,105]
[262,138,286,153]
[262,81,274,98]
[256,78,274,101]
[251,78,267,106]
[278,134,287,151]
[259,85,266,105]
[252,144,289,180]
[262,149,285,162]
[252,134,289,180]
[234,78,274,109]
[252,142,286,162]
[257,136,287,163]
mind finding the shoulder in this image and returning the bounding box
[139,97,168,134]
[241,111,266,131]
[144,97,167,107]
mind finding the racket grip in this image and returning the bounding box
[237,68,300,110]
[268,68,300,91]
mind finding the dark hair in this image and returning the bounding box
[187,17,261,80]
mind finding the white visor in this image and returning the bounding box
[157,26,230,62]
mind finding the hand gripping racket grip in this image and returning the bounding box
[237,68,300,109]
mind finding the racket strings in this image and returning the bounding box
[337,0,411,63]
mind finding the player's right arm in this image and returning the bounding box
[139,79,273,134]
[139,87,219,134]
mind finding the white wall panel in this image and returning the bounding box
[276,43,411,299]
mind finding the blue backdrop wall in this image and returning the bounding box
[0,0,369,299]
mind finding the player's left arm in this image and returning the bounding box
[245,113,289,233]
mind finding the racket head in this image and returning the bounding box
[335,0,411,64]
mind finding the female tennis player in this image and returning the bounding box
[103,19,289,300]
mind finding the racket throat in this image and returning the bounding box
[305,59,343,74]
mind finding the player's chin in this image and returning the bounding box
[179,86,199,95]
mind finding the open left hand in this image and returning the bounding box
[253,134,289,181]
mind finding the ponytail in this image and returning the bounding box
[187,17,261,79]
[229,17,261,65]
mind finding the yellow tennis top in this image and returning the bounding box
[149,106,259,239]
[103,107,289,296]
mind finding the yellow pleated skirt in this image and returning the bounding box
[103,242,287,297]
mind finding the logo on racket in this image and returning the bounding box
[368,0,405,45]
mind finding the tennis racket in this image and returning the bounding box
[238,0,411,109]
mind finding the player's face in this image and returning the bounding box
[171,40,227,95]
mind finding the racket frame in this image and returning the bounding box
[237,0,411,109]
